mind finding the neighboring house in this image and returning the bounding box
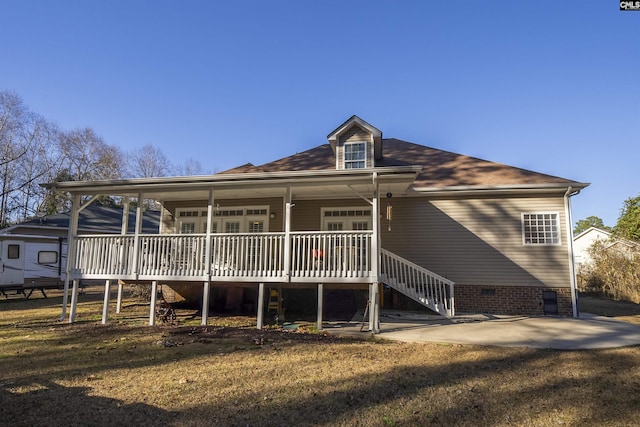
[573,227,639,266]
[0,206,159,293]
[2,205,160,238]
[44,116,588,330]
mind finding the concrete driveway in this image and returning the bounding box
[325,311,640,350]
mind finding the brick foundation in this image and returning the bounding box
[453,285,574,316]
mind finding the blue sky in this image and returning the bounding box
[2,1,638,227]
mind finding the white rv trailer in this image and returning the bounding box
[0,234,67,298]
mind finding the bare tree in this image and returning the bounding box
[127,144,171,178]
[174,157,207,176]
[125,144,173,209]
[16,120,61,220]
[59,128,124,181]
[0,91,59,225]
[0,91,131,227]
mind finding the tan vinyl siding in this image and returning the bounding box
[162,198,284,233]
[341,126,370,143]
[381,195,570,288]
[291,199,370,231]
[163,198,368,233]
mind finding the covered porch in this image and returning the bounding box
[46,167,454,332]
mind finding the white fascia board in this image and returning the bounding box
[327,116,382,142]
[412,182,589,197]
[42,167,421,196]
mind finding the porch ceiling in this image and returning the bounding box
[153,181,415,202]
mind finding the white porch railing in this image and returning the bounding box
[211,233,285,279]
[380,248,455,317]
[138,235,207,278]
[72,231,372,282]
[73,233,454,316]
[289,231,372,279]
[75,235,135,277]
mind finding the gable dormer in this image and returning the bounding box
[327,115,382,170]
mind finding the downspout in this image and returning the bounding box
[564,186,580,318]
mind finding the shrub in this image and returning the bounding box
[577,240,640,303]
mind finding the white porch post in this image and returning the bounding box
[374,283,380,332]
[368,282,380,333]
[60,194,80,322]
[116,197,129,315]
[132,192,143,278]
[202,188,214,325]
[116,282,123,314]
[121,196,130,235]
[101,279,110,324]
[202,281,210,325]
[368,283,374,331]
[69,280,80,323]
[283,186,292,282]
[370,172,380,333]
[371,172,380,283]
[158,200,164,234]
[149,281,158,326]
[257,282,265,330]
[317,283,323,331]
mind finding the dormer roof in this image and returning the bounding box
[327,115,383,160]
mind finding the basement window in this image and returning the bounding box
[522,213,561,246]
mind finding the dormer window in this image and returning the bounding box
[344,141,367,169]
[328,116,383,170]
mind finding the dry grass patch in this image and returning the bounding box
[1,289,639,426]
[579,293,640,325]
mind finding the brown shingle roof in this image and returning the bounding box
[252,145,336,172]
[379,139,575,188]
[228,139,580,188]
[217,163,263,174]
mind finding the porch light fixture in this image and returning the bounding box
[270,212,276,219]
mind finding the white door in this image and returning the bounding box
[1,241,25,285]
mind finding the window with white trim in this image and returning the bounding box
[175,206,269,234]
[344,141,366,169]
[522,213,561,245]
[321,207,371,231]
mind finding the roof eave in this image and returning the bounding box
[412,182,590,197]
[42,166,422,195]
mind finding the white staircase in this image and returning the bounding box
[380,248,454,317]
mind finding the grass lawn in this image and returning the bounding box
[579,294,640,325]
[1,288,639,427]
